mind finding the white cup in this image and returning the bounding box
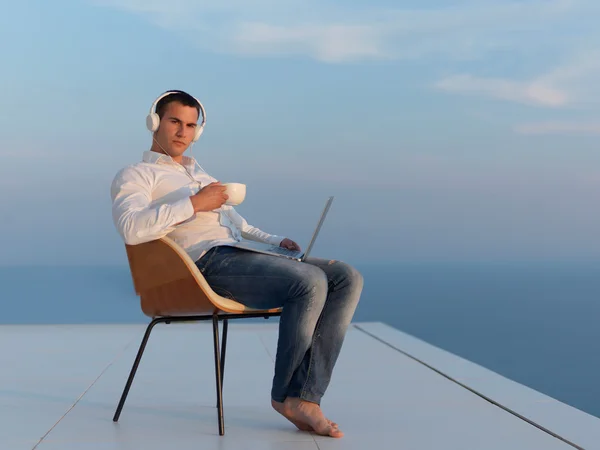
[223,183,246,206]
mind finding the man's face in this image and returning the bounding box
[154,101,199,158]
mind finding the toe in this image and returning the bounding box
[329,426,344,438]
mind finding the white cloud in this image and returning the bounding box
[232,23,387,63]
[93,0,594,63]
[435,48,600,108]
[515,121,600,135]
[434,74,568,107]
[93,0,600,111]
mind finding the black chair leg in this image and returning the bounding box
[212,315,225,436]
[220,319,228,389]
[113,318,162,422]
[215,318,228,407]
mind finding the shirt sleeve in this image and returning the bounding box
[110,166,195,245]
[223,206,285,246]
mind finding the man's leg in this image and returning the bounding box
[196,246,337,433]
[276,258,362,437]
[286,257,364,403]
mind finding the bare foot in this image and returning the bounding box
[271,400,339,433]
[272,399,312,431]
[283,397,344,438]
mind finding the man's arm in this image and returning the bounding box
[224,207,285,246]
[110,167,194,245]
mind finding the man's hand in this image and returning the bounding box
[280,238,301,251]
[189,181,228,212]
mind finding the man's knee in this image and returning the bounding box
[348,264,364,289]
[289,264,328,301]
[333,261,364,291]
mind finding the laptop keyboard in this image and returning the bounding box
[268,246,300,257]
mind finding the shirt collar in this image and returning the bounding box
[142,150,196,170]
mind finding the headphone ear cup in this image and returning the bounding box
[193,126,204,142]
[146,113,160,132]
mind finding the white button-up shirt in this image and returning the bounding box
[110,151,284,262]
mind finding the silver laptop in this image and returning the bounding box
[227,196,334,262]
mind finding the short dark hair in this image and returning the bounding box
[156,90,200,119]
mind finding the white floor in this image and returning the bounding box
[0,322,598,450]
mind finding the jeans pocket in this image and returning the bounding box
[196,246,219,274]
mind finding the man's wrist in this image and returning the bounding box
[271,236,286,246]
[189,196,206,212]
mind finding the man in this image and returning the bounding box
[110,90,363,438]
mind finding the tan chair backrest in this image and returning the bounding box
[125,237,278,317]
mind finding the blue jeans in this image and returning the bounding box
[195,246,364,404]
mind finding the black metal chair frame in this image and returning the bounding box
[112,311,281,436]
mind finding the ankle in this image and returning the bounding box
[286,397,321,410]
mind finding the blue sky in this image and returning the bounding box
[2,0,600,265]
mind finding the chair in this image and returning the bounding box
[112,236,281,435]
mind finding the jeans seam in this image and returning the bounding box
[203,275,303,281]
[299,302,326,402]
[212,286,236,300]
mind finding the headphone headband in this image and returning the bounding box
[146,90,206,142]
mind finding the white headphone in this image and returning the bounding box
[146,90,207,142]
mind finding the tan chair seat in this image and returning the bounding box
[125,237,281,317]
